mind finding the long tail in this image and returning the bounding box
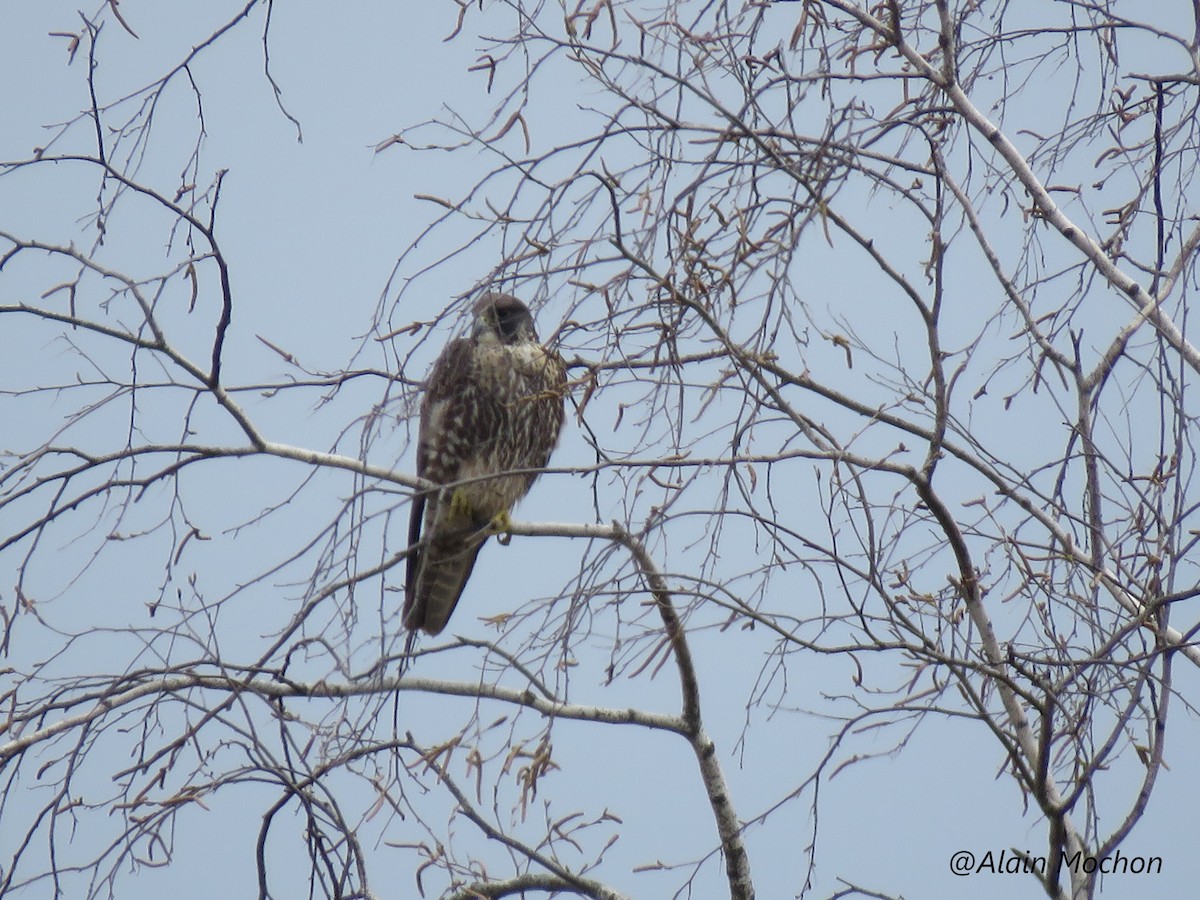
[404,534,488,635]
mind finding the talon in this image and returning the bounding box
[490,510,513,544]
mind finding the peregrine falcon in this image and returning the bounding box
[404,293,567,635]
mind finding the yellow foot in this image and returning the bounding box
[489,510,514,545]
[446,488,475,526]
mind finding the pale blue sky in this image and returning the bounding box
[2,3,1197,899]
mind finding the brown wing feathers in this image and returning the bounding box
[403,297,565,638]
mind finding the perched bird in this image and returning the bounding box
[404,293,567,635]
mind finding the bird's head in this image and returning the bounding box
[472,293,538,345]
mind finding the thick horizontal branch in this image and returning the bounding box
[447,872,626,900]
[0,669,684,762]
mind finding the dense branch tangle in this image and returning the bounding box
[409,1,1196,898]
[2,2,1199,900]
